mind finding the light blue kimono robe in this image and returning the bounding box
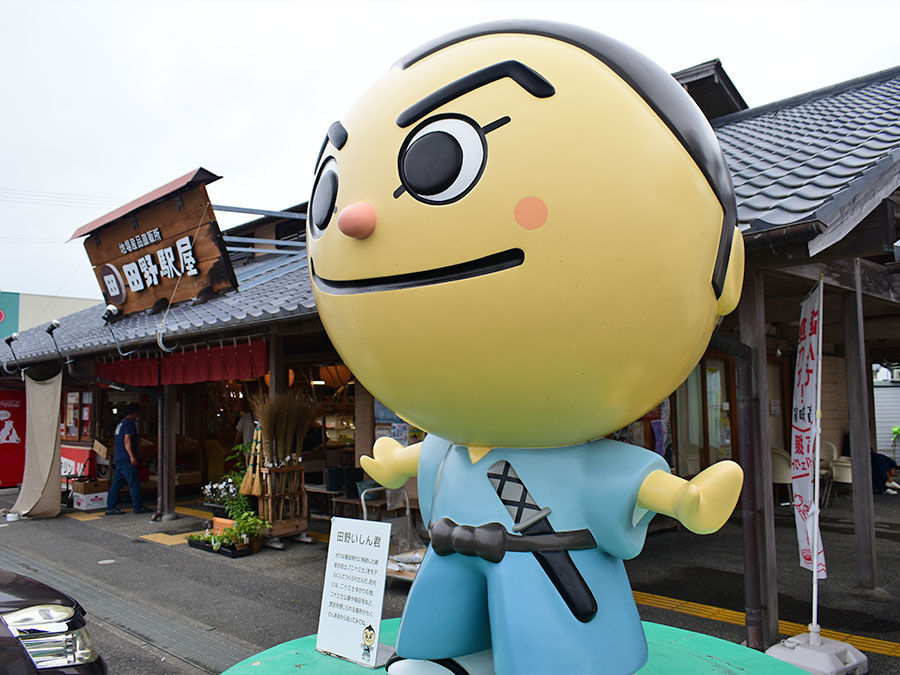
[395,435,668,674]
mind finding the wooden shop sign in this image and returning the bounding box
[84,184,236,315]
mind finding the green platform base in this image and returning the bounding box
[223,618,803,674]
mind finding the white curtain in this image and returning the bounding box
[12,371,62,518]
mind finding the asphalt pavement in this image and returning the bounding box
[0,486,897,673]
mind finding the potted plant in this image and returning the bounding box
[187,529,252,558]
[188,512,271,557]
[201,447,253,519]
[201,477,240,518]
[227,512,270,554]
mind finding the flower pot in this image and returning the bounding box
[187,539,215,553]
[217,544,251,558]
[212,517,235,535]
[203,502,229,518]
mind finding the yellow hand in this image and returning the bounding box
[637,461,743,534]
[359,437,421,489]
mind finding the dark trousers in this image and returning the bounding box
[107,461,144,512]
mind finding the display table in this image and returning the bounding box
[222,618,804,674]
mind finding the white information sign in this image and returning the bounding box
[317,517,392,668]
[790,281,826,578]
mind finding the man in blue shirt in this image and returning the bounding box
[105,403,148,514]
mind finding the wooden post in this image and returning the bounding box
[710,334,762,650]
[268,334,286,397]
[843,258,877,590]
[161,384,178,520]
[354,381,375,469]
[156,394,164,517]
[737,267,780,647]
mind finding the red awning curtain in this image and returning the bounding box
[98,341,267,386]
[98,357,159,386]
[159,339,267,385]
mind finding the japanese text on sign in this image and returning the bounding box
[117,228,162,254]
[108,234,198,298]
[317,517,391,668]
[790,283,826,578]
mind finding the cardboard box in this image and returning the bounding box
[71,479,109,494]
[92,438,111,460]
[72,492,107,511]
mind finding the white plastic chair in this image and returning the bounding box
[820,441,838,465]
[830,456,852,502]
[771,448,793,506]
[819,441,837,507]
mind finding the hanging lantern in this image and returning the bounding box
[263,368,295,388]
[319,364,352,389]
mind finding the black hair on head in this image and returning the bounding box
[398,20,736,298]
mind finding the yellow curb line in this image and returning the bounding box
[64,512,103,522]
[175,506,215,519]
[633,591,900,658]
[140,530,208,546]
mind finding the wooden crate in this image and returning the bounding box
[260,466,308,536]
[212,517,234,535]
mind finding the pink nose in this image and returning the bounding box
[337,202,377,239]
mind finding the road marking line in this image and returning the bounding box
[140,530,207,546]
[633,591,900,657]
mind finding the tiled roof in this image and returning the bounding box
[7,66,900,369]
[713,66,900,254]
[3,254,315,367]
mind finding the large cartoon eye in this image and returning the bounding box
[398,114,486,205]
[310,157,339,237]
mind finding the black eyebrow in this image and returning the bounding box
[328,121,348,149]
[396,60,554,128]
[313,121,349,173]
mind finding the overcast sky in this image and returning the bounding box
[2,0,898,305]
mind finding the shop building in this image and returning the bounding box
[1,61,899,649]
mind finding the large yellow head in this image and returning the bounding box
[308,21,744,449]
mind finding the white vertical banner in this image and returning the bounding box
[790,281,826,579]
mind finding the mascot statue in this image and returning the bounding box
[307,20,745,675]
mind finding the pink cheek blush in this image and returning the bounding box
[514,196,548,230]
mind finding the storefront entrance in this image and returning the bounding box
[674,352,738,477]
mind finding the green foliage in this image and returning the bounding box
[203,442,254,518]
[230,511,270,539]
[225,493,252,520]
[188,512,270,553]
[188,531,228,552]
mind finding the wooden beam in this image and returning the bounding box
[354,382,375,470]
[268,334,286,396]
[773,259,900,306]
[156,395,164,518]
[843,259,878,590]
[161,384,178,520]
[747,198,898,271]
[808,162,900,256]
[737,267,780,647]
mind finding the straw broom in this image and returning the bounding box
[250,383,320,522]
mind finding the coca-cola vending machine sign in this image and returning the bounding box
[0,391,25,488]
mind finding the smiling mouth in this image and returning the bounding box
[311,248,525,295]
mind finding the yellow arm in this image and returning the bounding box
[359,437,422,489]
[637,461,743,534]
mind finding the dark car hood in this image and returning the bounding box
[0,621,37,674]
[0,570,79,613]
